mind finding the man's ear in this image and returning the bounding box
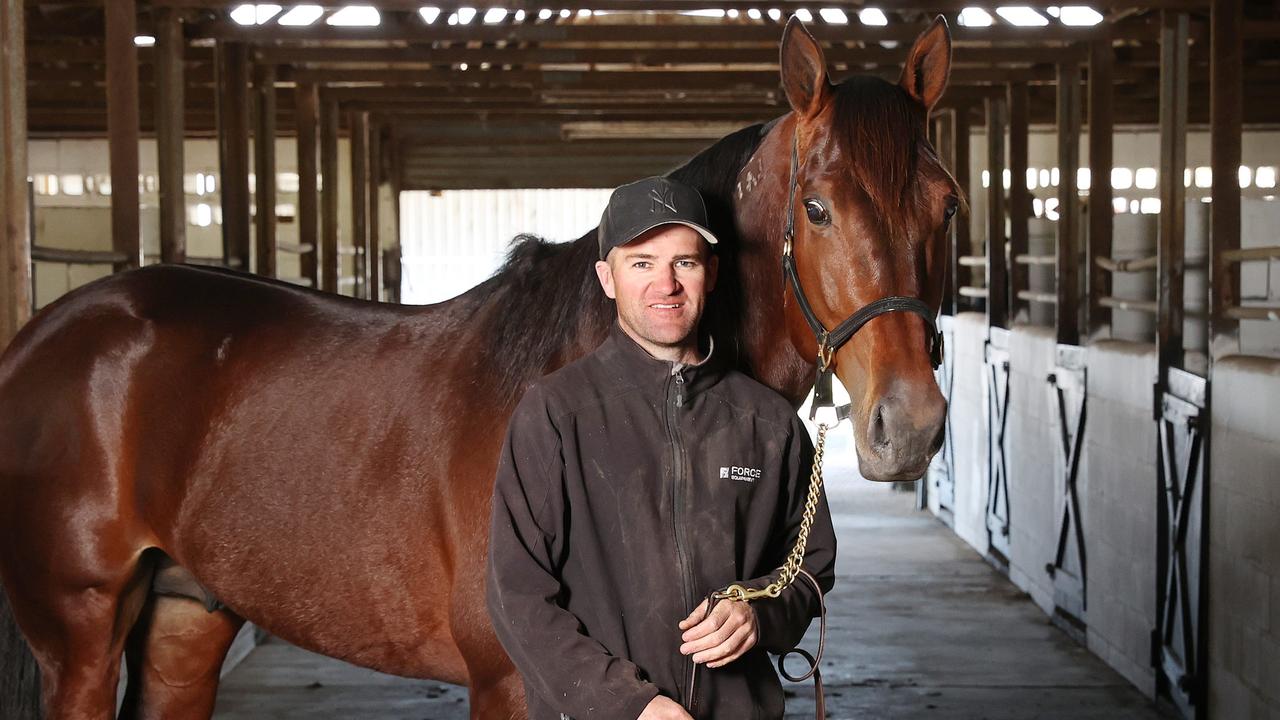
[705,253,719,294]
[595,259,617,299]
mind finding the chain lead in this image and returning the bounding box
[711,421,829,604]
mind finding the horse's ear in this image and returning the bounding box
[899,15,952,112]
[780,17,832,119]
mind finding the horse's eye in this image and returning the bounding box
[943,198,959,222]
[804,199,830,226]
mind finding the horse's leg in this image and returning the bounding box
[7,561,153,720]
[118,596,244,720]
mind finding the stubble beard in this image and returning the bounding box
[617,300,701,351]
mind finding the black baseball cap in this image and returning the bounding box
[597,176,720,260]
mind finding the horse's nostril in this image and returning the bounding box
[869,403,889,450]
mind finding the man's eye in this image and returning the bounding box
[633,262,650,269]
[676,260,696,268]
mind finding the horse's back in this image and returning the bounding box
[0,265,455,558]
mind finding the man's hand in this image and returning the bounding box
[677,598,758,668]
[638,695,693,719]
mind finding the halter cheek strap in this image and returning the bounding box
[778,132,945,420]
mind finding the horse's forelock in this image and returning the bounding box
[831,76,928,217]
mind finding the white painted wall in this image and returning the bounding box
[1207,355,1280,717]
[940,313,1280,717]
[26,137,355,309]
[398,188,611,305]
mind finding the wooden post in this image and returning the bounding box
[367,118,381,302]
[1056,61,1082,346]
[253,62,277,278]
[985,96,1008,329]
[217,41,251,271]
[935,111,955,317]
[1209,0,1242,357]
[1087,35,1115,339]
[1007,82,1030,325]
[106,0,141,270]
[320,96,339,293]
[953,106,972,313]
[155,6,185,264]
[1157,11,1189,373]
[388,123,403,304]
[295,81,319,287]
[349,110,369,299]
[0,0,31,343]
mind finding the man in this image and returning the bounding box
[486,176,836,719]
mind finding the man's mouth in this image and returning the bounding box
[650,303,683,310]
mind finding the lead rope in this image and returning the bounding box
[686,415,834,718]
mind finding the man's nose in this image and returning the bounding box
[654,267,681,295]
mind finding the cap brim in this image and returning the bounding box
[618,220,720,249]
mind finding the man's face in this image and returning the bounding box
[594,224,718,351]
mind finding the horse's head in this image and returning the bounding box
[771,17,958,482]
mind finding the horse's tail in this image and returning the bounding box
[0,578,42,719]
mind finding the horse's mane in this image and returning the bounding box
[473,121,773,396]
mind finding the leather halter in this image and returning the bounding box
[778,132,945,420]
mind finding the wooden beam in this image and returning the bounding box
[1056,61,1081,345]
[296,81,319,288]
[368,118,381,302]
[952,105,973,314]
[1156,11,1188,373]
[157,0,1208,10]
[320,98,339,293]
[985,94,1007,329]
[1007,82,1030,324]
[218,41,251,272]
[349,110,369,299]
[258,44,1090,69]
[933,111,955,316]
[106,0,141,270]
[1,0,31,343]
[254,62,277,278]
[1209,0,1242,357]
[155,6,186,264]
[1087,35,1114,339]
[388,123,403,304]
[294,67,1056,90]
[193,20,1129,45]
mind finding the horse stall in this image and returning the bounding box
[3,2,1280,720]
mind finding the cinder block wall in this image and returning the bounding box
[1082,340,1158,696]
[947,312,991,556]
[1208,355,1280,717]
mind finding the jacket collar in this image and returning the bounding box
[599,321,723,399]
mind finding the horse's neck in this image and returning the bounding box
[731,116,814,407]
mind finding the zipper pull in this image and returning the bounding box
[674,372,685,407]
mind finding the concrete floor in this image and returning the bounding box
[213,449,1169,720]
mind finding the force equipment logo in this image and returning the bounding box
[719,465,762,483]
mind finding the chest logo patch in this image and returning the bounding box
[720,465,762,483]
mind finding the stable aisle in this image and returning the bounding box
[215,449,1167,719]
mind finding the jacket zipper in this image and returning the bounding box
[666,369,696,710]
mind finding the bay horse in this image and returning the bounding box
[0,17,957,719]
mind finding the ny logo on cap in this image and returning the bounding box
[649,186,677,214]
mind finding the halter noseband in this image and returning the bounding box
[779,132,945,421]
